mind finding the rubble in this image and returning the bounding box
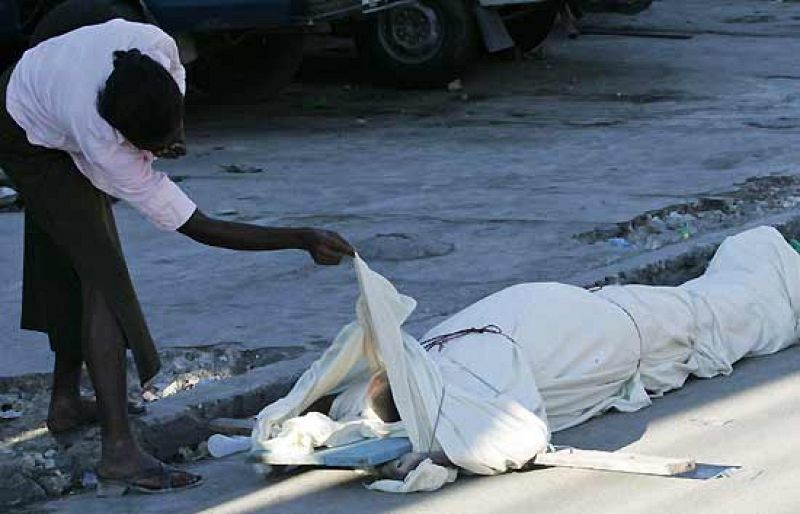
[0,343,309,510]
[0,186,18,211]
[579,175,800,252]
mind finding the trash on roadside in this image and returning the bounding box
[219,164,264,174]
[0,393,23,419]
[0,186,18,209]
[608,237,634,249]
[0,409,22,420]
[677,225,692,240]
[447,79,463,92]
[141,388,160,402]
[81,471,98,489]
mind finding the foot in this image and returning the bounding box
[379,452,430,480]
[98,445,201,492]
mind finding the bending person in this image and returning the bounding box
[1,11,353,495]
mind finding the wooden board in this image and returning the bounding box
[250,437,413,468]
[534,448,695,476]
[209,417,255,436]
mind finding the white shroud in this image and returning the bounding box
[251,226,800,478]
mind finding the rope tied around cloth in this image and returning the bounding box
[418,324,520,453]
[420,324,517,352]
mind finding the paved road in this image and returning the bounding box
[3,0,800,377]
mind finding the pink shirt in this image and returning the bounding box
[6,19,196,231]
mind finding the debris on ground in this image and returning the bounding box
[579,175,800,251]
[219,164,264,174]
[607,237,634,249]
[0,186,18,211]
[447,79,463,92]
[0,343,306,508]
[0,393,23,420]
[137,343,302,402]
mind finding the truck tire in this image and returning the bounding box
[502,0,561,53]
[190,32,304,103]
[355,0,477,88]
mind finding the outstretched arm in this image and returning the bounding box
[178,209,354,265]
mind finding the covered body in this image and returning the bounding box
[251,226,800,476]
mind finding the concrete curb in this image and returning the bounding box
[137,350,320,460]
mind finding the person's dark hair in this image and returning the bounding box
[97,49,183,151]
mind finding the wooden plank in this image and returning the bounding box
[250,437,413,468]
[209,417,256,436]
[534,448,695,476]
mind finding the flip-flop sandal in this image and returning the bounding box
[97,463,203,497]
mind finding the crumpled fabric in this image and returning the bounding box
[262,412,404,459]
[366,459,458,493]
[251,255,551,478]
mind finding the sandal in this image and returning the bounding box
[97,463,203,497]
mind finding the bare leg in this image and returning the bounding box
[46,349,86,433]
[82,283,199,489]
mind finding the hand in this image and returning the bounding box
[379,452,429,480]
[301,229,355,265]
[153,141,187,159]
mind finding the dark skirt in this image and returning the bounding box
[0,67,160,385]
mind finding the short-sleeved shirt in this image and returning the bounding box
[6,19,196,230]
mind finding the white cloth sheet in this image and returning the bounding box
[245,226,800,492]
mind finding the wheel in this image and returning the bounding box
[355,0,477,88]
[502,0,562,53]
[190,33,304,103]
[29,0,149,46]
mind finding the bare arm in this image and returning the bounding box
[178,209,354,265]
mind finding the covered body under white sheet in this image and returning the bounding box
[250,226,800,479]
